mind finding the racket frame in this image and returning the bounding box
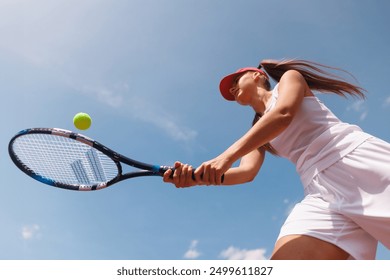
[8,128,171,191]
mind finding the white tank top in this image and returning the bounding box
[264,84,372,187]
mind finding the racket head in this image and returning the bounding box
[8,128,123,191]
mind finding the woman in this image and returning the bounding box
[163,59,390,260]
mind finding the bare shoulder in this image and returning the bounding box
[279,70,313,97]
[280,70,305,84]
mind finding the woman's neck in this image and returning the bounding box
[251,88,273,114]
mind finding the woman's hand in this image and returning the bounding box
[194,153,232,185]
[163,161,197,188]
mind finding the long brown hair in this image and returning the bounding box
[260,59,365,98]
[253,59,366,155]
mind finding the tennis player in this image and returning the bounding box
[163,59,390,260]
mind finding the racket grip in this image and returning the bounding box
[167,168,224,183]
[195,172,225,183]
[163,167,196,180]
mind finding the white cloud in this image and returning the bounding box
[284,198,297,217]
[147,116,198,142]
[76,82,198,142]
[0,0,105,67]
[347,100,368,121]
[80,85,124,109]
[0,0,198,143]
[184,240,201,259]
[219,246,267,260]
[124,92,198,142]
[21,224,41,240]
[384,96,390,107]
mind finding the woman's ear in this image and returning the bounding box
[252,71,261,80]
[252,71,264,82]
[253,72,270,89]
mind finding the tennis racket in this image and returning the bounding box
[8,128,175,191]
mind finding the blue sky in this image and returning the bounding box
[1,0,389,260]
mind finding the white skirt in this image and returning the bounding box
[277,136,390,259]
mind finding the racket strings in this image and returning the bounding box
[12,134,119,186]
[71,159,91,185]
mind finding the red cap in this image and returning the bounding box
[219,67,269,101]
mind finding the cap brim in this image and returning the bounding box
[219,72,240,101]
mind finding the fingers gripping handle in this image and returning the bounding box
[190,170,225,183]
[160,166,225,183]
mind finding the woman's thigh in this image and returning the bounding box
[271,234,350,260]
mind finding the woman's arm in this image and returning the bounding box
[195,70,308,184]
[163,147,265,188]
[221,147,265,185]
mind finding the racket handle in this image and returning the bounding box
[193,172,225,183]
[165,167,224,183]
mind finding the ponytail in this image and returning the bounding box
[259,59,366,98]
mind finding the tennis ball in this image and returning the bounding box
[73,112,92,130]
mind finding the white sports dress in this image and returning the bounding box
[265,84,390,259]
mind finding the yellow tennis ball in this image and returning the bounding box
[73,112,92,130]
